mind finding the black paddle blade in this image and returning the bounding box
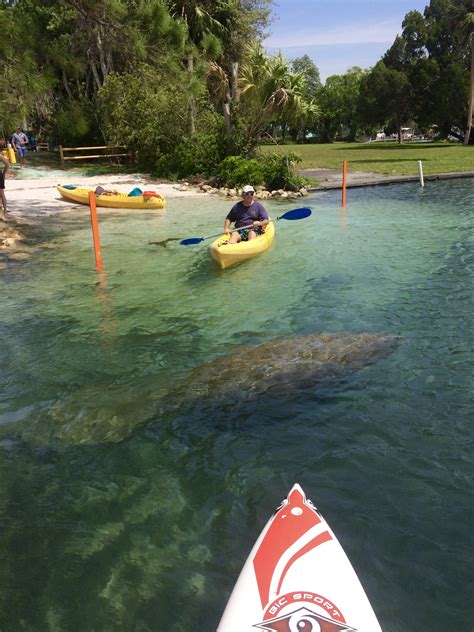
[180,237,205,246]
[278,207,312,221]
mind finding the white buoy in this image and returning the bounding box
[418,160,425,187]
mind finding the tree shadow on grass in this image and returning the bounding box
[351,157,431,164]
[334,143,457,152]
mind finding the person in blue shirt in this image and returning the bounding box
[11,128,28,168]
[224,185,269,243]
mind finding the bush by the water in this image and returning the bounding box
[217,152,309,191]
[261,151,308,191]
[217,156,265,188]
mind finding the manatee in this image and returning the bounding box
[42,383,165,446]
[182,332,401,402]
[34,333,399,446]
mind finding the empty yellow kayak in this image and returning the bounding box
[2,146,16,164]
[210,221,275,269]
[57,185,166,209]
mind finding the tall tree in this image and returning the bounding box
[359,61,414,143]
[317,67,366,142]
[291,54,321,99]
[203,0,273,138]
[239,47,307,146]
[383,0,471,140]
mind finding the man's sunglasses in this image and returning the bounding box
[244,191,254,196]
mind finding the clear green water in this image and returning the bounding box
[1,180,473,631]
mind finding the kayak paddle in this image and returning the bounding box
[180,207,312,246]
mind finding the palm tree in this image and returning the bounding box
[239,48,308,145]
[167,1,225,135]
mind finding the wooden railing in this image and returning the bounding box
[58,145,132,168]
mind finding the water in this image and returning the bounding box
[1,180,473,631]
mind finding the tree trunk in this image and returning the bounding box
[230,62,240,102]
[97,31,109,82]
[187,53,196,136]
[90,60,103,92]
[463,37,474,145]
[222,101,232,137]
[62,69,74,100]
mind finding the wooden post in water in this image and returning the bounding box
[342,160,347,208]
[418,160,425,187]
[88,191,102,272]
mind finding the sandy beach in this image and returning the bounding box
[0,171,211,258]
[3,171,207,221]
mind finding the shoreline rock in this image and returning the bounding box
[190,181,310,200]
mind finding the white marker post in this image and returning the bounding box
[418,160,425,187]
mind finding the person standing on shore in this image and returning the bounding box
[224,185,269,243]
[0,153,10,220]
[12,127,28,168]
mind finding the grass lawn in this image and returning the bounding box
[259,141,474,176]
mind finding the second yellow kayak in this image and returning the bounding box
[210,221,275,269]
[57,185,166,209]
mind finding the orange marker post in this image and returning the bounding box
[342,160,347,208]
[88,191,102,272]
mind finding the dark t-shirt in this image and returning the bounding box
[226,200,269,228]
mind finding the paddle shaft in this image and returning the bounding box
[224,219,272,234]
[186,221,273,245]
[180,207,312,245]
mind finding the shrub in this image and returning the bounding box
[217,156,265,188]
[260,151,308,191]
[163,112,227,178]
[217,151,311,191]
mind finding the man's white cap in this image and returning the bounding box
[242,185,255,193]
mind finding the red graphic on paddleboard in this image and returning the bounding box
[251,486,358,630]
[253,486,334,609]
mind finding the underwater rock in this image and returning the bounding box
[0,218,28,249]
[182,332,401,402]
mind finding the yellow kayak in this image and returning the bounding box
[57,185,166,209]
[2,146,16,164]
[210,221,275,269]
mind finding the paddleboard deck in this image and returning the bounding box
[218,484,382,631]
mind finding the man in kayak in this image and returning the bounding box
[224,185,269,243]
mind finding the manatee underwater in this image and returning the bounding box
[33,332,400,445]
[180,332,401,404]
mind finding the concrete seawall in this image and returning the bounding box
[301,168,474,191]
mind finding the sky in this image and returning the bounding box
[264,0,430,82]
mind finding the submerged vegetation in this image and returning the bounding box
[0,0,472,186]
